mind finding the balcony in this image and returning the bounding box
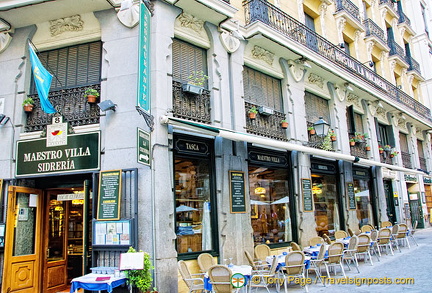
[379,152,394,165]
[305,122,335,151]
[401,151,412,169]
[406,55,422,76]
[419,157,427,171]
[245,102,287,141]
[379,0,399,19]
[243,0,431,123]
[363,19,388,50]
[172,81,211,124]
[334,0,363,30]
[388,41,409,67]
[25,85,100,133]
[348,135,368,159]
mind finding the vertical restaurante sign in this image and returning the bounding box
[97,170,122,220]
[15,132,100,177]
[137,1,151,113]
[229,171,246,213]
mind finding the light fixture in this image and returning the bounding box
[0,114,10,126]
[294,57,312,69]
[362,61,374,67]
[313,117,330,137]
[98,100,117,112]
[339,43,345,48]
[344,83,354,92]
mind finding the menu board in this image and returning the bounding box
[97,170,122,220]
[229,171,246,213]
[347,183,356,209]
[302,178,313,211]
[93,220,132,246]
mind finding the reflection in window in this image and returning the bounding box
[354,179,373,228]
[249,166,292,245]
[312,175,339,237]
[175,158,213,254]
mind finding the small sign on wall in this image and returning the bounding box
[229,171,246,213]
[302,178,313,212]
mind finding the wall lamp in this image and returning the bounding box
[344,83,354,92]
[313,117,330,137]
[0,114,10,126]
[98,100,117,112]
[362,60,374,67]
[295,57,312,69]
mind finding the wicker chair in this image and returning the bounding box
[178,260,206,293]
[323,242,346,277]
[323,234,333,245]
[334,230,348,239]
[282,251,308,292]
[360,224,374,233]
[377,228,394,255]
[369,229,381,261]
[407,220,419,246]
[290,241,302,251]
[381,221,392,228]
[356,234,373,265]
[254,244,271,262]
[343,236,359,273]
[397,223,410,248]
[208,265,233,293]
[308,236,324,246]
[347,228,354,237]
[245,250,268,271]
[249,256,280,293]
[197,253,216,273]
[307,243,326,285]
[390,225,401,253]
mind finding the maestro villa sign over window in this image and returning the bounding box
[16,131,101,177]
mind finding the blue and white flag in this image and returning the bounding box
[28,43,56,114]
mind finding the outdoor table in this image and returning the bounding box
[204,265,252,292]
[336,237,351,247]
[266,253,311,271]
[70,273,128,293]
[303,244,329,255]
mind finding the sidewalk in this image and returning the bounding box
[251,227,432,292]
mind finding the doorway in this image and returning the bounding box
[384,180,396,224]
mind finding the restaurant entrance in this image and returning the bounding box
[2,179,92,293]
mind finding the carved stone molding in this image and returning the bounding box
[347,92,361,108]
[366,40,375,56]
[251,45,274,65]
[307,73,324,88]
[117,0,140,28]
[220,31,240,53]
[0,32,12,54]
[397,113,408,130]
[178,13,204,33]
[50,15,84,36]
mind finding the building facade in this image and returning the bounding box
[0,0,431,292]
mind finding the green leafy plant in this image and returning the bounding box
[248,106,258,114]
[307,126,314,131]
[187,70,209,87]
[22,97,35,106]
[125,247,154,292]
[390,150,399,156]
[84,87,100,97]
[383,144,392,151]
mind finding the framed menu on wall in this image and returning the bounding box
[93,219,133,247]
[302,178,313,212]
[97,170,122,220]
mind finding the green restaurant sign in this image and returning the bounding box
[16,132,100,177]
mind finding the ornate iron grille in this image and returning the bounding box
[419,157,427,171]
[172,81,211,123]
[389,41,406,60]
[245,102,287,141]
[398,11,411,27]
[25,84,100,132]
[350,143,368,159]
[305,121,336,150]
[364,19,387,45]
[379,152,395,165]
[401,151,412,169]
[379,0,398,14]
[406,55,421,75]
[335,0,361,23]
[243,0,431,123]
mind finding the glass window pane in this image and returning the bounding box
[175,157,212,253]
[249,166,292,245]
[48,195,66,261]
[312,175,339,237]
[13,193,36,256]
[354,178,373,227]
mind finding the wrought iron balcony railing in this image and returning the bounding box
[25,84,100,132]
[398,11,411,27]
[388,41,406,60]
[172,81,211,123]
[349,136,368,159]
[401,151,412,169]
[242,0,432,123]
[363,19,387,45]
[379,152,395,165]
[335,0,361,23]
[245,102,287,141]
[419,156,427,171]
[406,55,421,75]
[379,0,398,15]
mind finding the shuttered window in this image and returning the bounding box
[305,91,330,123]
[172,38,207,85]
[30,41,102,93]
[243,67,282,111]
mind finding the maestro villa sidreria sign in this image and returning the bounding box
[16,129,101,177]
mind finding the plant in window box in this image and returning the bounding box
[84,88,100,103]
[248,106,258,120]
[308,126,316,135]
[390,150,399,158]
[124,247,155,293]
[349,138,356,146]
[182,70,209,95]
[281,119,289,129]
[22,97,35,113]
[354,132,368,143]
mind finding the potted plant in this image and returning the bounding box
[390,150,399,158]
[379,146,384,154]
[329,129,337,141]
[365,144,371,151]
[84,88,100,103]
[182,70,209,95]
[22,97,35,113]
[383,144,392,151]
[308,126,316,135]
[349,138,356,146]
[124,247,154,293]
[281,119,289,129]
[248,107,258,120]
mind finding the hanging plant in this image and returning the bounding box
[329,129,337,141]
[379,146,384,154]
[365,144,371,151]
[22,97,35,113]
[84,88,100,103]
[248,106,258,120]
[281,120,289,129]
[349,138,356,146]
[390,150,399,158]
[308,126,316,135]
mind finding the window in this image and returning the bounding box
[376,122,393,147]
[172,38,207,87]
[243,67,283,111]
[174,135,217,257]
[305,92,330,124]
[248,152,293,246]
[353,171,373,228]
[30,41,102,93]
[346,106,364,134]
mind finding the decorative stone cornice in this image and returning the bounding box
[307,73,324,88]
[347,92,361,108]
[251,45,274,65]
[50,15,84,37]
[178,13,204,33]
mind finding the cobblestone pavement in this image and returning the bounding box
[249,226,432,293]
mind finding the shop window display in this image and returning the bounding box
[354,178,373,227]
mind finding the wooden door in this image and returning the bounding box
[2,186,43,293]
[43,192,68,293]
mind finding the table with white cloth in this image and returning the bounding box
[70,273,128,293]
[204,265,252,291]
[303,244,329,256]
[266,253,311,271]
[336,237,351,247]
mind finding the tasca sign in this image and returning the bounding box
[16,131,100,177]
